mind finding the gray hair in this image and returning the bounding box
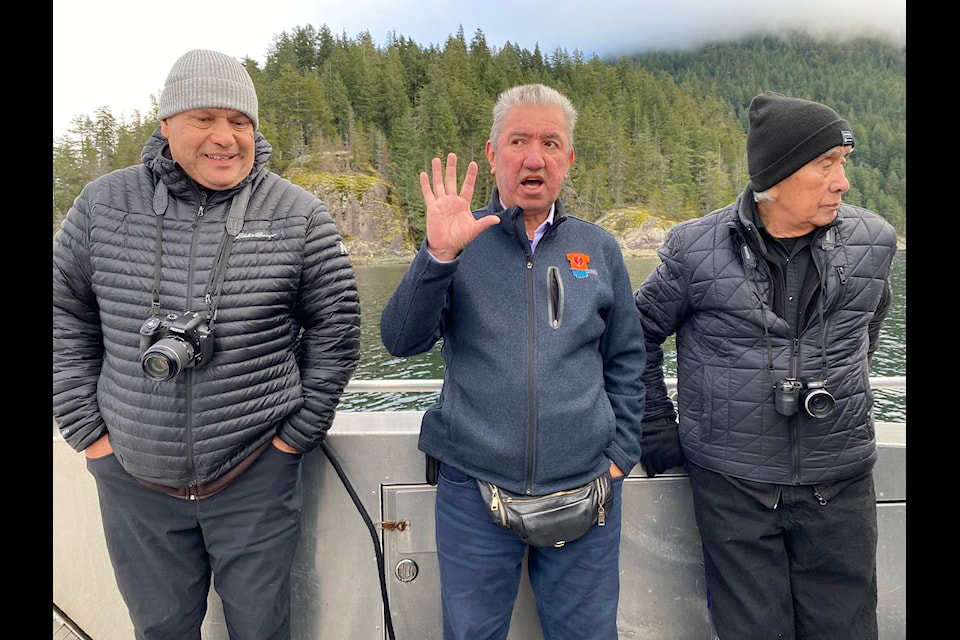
[489,84,577,150]
[753,190,776,203]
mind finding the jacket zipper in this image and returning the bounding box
[524,254,536,494]
[184,188,209,489]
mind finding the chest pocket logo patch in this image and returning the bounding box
[567,252,590,279]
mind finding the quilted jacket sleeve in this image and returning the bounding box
[277,200,361,452]
[52,185,107,452]
[634,230,686,423]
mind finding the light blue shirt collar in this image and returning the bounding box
[501,199,555,253]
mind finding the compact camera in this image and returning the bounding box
[139,311,214,381]
[773,376,836,419]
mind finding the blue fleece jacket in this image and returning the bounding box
[381,189,646,495]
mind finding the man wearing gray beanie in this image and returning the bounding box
[158,48,260,129]
[54,49,360,639]
[633,92,896,639]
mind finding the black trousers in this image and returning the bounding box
[87,445,303,640]
[686,462,879,640]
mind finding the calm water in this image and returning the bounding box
[340,252,907,422]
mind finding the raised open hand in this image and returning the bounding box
[421,153,499,261]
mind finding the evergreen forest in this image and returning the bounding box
[52,27,906,242]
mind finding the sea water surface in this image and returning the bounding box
[340,253,906,422]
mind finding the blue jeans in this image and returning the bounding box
[87,445,303,640]
[436,462,623,640]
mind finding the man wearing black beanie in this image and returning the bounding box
[633,92,896,639]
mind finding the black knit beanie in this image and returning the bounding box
[747,92,854,192]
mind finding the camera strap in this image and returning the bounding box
[150,183,169,313]
[206,184,252,332]
[149,182,253,332]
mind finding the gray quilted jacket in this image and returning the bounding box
[635,187,896,484]
[53,128,361,487]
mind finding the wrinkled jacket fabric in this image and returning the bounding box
[635,187,896,485]
[381,189,646,495]
[53,128,361,487]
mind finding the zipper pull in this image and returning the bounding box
[490,484,508,526]
[836,266,847,285]
[597,477,606,526]
[813,487,827,506]
[489,484,500,512]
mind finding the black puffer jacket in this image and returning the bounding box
[635,187,896,485]
[53,129,361,487]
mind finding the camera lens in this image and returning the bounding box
[802,388,835,419]
[141,338,195,381]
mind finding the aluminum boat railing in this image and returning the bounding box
[343,376,907,394]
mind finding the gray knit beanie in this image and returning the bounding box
[158,49,259,129]
[747,92,854,192]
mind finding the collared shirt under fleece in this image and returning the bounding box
[380,188,647,496]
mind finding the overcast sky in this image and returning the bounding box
[52,0,905,139]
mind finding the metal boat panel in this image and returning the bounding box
[53,413,906,639]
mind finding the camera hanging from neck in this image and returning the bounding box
[148,182,252,330]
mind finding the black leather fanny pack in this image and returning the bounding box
[476,470,612,548]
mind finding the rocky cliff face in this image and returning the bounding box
[289,168,417,263]
[580,207,672,257]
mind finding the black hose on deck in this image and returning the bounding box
[320,440,396,640]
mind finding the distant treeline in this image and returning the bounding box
[52,27,906,240]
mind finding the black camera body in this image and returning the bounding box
[773,376,835,419]
[139,311,214,381]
